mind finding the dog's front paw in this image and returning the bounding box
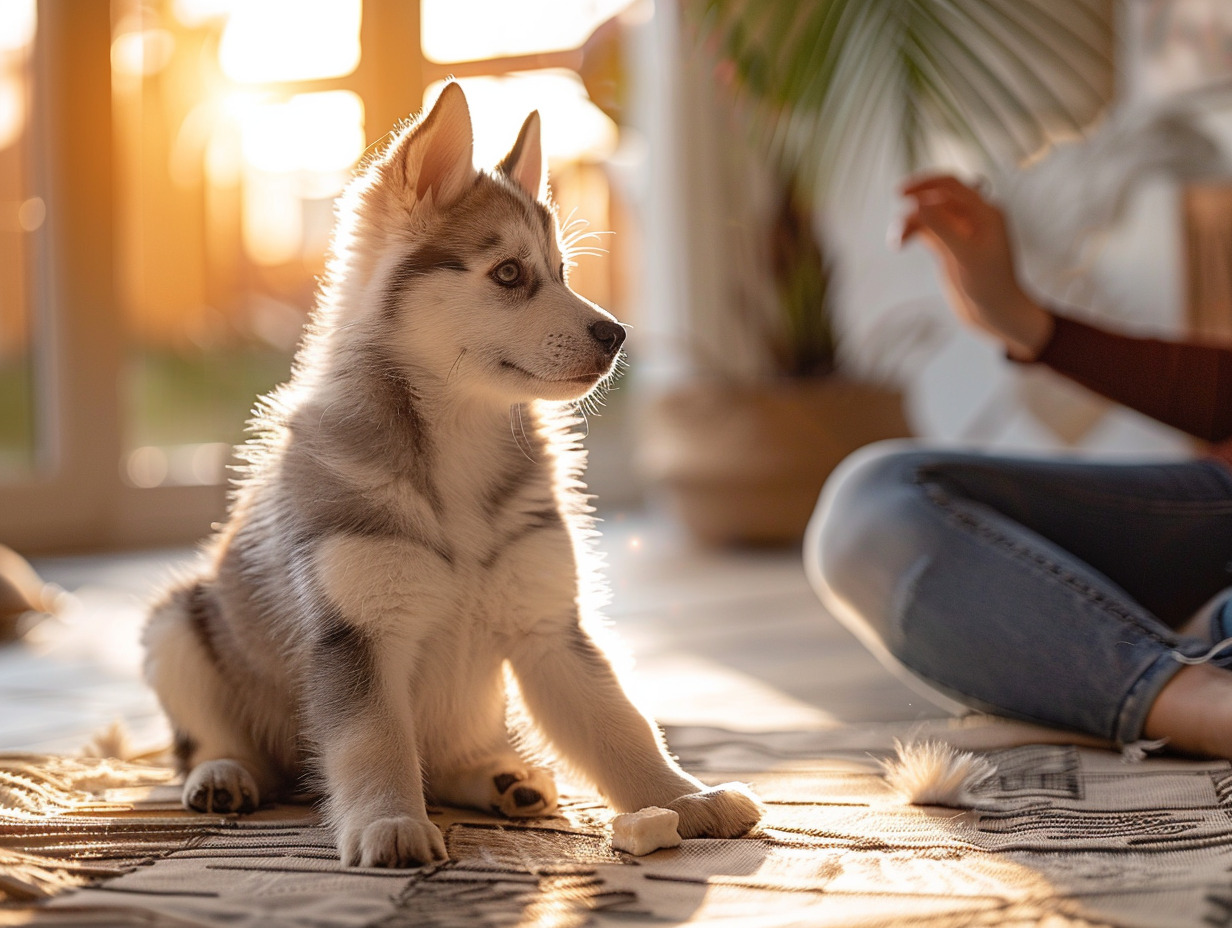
[666,783,764,838]
[183,759,259,813]
[340,815,447,868]
[491,765,558,818]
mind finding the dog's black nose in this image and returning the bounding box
[590,319,626,356]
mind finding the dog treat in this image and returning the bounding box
[611,806,682,855]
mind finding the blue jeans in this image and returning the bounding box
[804,441,1232,744]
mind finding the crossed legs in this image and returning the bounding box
[806,441,1232,756]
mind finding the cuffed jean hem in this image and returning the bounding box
[1115,649,1188,746]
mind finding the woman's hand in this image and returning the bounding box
[899,174,1054,361]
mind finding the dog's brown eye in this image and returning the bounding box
[492,260,522,287]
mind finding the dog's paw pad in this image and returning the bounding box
[512,786,543,808]
[183,759,259,814]
[492,766,557,818]
[493,773,518,794]
[341,816,446,868]
[667,783,764,839]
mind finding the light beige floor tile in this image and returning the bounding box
[0,510,946,755]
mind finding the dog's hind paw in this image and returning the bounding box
[183,759,260,813]
[340,815,447,868]
[666,783,764,838]
[491,765,558,818]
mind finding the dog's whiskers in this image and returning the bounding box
[558,211,613,268]
[446,349,467,386]
[509,402,538,463]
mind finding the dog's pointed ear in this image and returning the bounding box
[390,82,476,211]
[498,110,545,201]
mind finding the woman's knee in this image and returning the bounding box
[804,442,981,716]
[806,440,938,610]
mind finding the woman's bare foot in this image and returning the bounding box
[1143,663,1232,759]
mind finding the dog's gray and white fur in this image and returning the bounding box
[143,84,763,867]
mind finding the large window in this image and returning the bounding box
[111,0,370,488]
[0,0,636,553]
[0,1,38,480]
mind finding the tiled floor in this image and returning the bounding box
[0,509,947,756]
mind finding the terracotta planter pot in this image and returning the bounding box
[640,379,911,546]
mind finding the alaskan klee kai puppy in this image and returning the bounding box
[143,84,763,867]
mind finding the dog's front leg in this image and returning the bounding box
[305,620,446,868]
[510,623,763,838]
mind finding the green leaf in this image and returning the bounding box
[687,0,1116,200]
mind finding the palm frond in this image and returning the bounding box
[689,0,1116,201]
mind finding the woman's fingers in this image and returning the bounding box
[899,173,983,202]
[900,197,978,253]
[900,174,991,240]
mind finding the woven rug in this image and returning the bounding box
[4,721,1232,928]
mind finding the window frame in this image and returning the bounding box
[0,0,426,553]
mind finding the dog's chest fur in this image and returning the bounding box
[227,383,582,658]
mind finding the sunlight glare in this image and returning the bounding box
[424,73,616,168]
[236,91,364,178]
[623,651,839,731]
[243,170,302,266]
[204,120,242,188]
[111,27,176,77]
[0,0,35,54]
[17,197,44,231]
[422,0,634,63]
[219,0,361,84]
[0,74,22,150]
[233,91,364,264]
[126,446,169,489]
[172,0,239,27]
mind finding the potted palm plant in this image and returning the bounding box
[641,0,1116,545]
